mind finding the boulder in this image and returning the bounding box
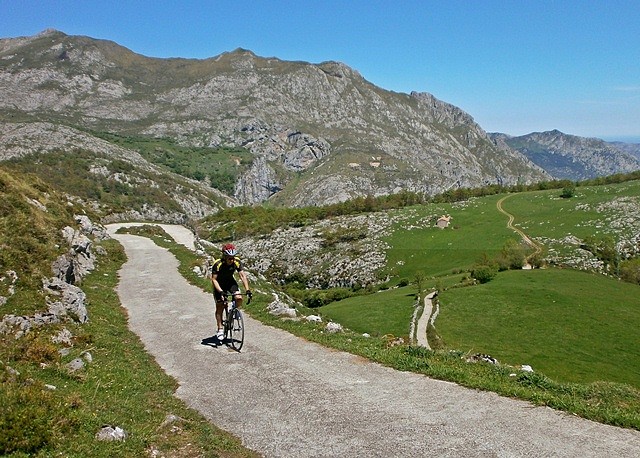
[325,322,343,333]
[43,277,88,323]
[95,425,128,442]
[267,298,297,318]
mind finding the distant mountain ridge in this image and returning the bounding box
[490,130,640,181]
[0,29,549,215]
[609,141,640,162]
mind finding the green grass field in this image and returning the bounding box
[383,195,520,279]
[319,181,640,389]
[436,268,640,388]
[500,180,640,242]
[320,286,417,338]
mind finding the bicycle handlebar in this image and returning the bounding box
[219,291,252,305]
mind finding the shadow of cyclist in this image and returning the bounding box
[201,335,225,348]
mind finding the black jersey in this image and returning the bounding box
[211,258,243,287]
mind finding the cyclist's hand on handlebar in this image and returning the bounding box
[246,290,252,304]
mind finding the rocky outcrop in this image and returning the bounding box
[237,207,443,288]
[0,215,105,337]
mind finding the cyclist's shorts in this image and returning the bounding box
[215,282,240,302]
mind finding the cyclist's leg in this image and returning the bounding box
[229,283,242,307]
[214,289,226,339]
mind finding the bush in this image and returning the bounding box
[620,258,640,285]
[499,239,526,270]
[0,381,58,455]
[582,235,619,274]
[471,264,498,283]
[528,251,545,269]
[301,287,355,308]
[560,186,575,198]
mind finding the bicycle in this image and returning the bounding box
[221,292,250,351]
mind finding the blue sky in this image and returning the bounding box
[1,0,639,141]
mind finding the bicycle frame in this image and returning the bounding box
[221,293,245,351]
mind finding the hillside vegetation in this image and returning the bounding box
[0,166,257,457]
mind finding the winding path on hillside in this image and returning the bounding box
[106,224,640,457]
[415,292,436,349]
[497,195,543,263]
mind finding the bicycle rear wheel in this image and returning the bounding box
[228,308,244,351]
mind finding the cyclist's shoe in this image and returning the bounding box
[216,329,224,340]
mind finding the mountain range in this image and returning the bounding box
[490,130,640,181]
[1,29,638,221]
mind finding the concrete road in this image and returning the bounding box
[107,226,640,457]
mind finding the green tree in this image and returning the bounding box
[471,253,499,283]
[560,186,575,198]
[583,235,619,275]
[413,270,427,299]
[499,239,526,270]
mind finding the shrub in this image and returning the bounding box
[499,239,526,270]
[0,381,58,455]
[620,258,640,285]
[528,251,546,269]
[560,186,575,198]
[301,287,354,308]
[471,264,498,284]
[582,235,619,274]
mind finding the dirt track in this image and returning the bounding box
[107,224,640,457]
[496,195,543,262]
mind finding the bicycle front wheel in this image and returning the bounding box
[228,308,245,351]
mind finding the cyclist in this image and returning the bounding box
[211,243,251,341]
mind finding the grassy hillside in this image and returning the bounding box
[437,268,640,387]
[500,180,640,265]
[320,286,416,338]
[0,166,258,457]
[383,194,517,279]
[312,181,640,390]
[0,167,76,315]
[93,132,254,194]
[3,164,640,451]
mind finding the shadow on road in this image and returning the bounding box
[201,336,224,348]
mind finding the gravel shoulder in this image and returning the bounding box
[107,224,640,457]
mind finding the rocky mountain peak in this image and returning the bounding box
[0,30,551,210]
[495,130,640,181]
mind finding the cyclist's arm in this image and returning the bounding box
[211,272,224,294]
[238,269,250,292]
